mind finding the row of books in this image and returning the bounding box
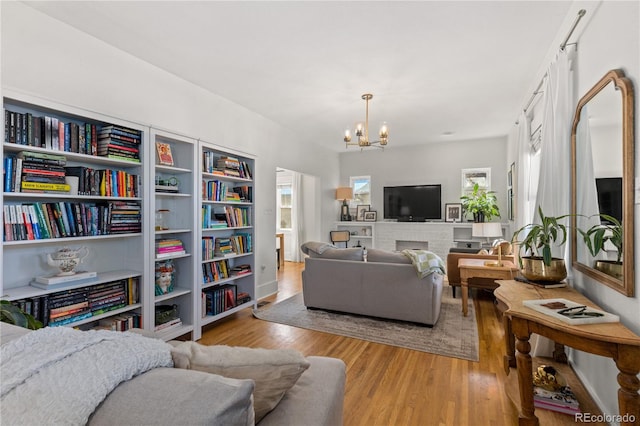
[202,259,230,284]
[4,109,99,154]
[12,277,138,327]
[3,152,141,197]
[3,151,68,193]
[4,110,142,161]
[202,234,253,260]
[155,238,186,258]
[202,205,252,228]
[202,284,237,317]
[65,166,140,197]
[2,200,142,241]
[202,180,253,203]
[94,312,142,332]
[202,153,252,180]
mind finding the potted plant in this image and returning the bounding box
[511,206,570,282]
[578,214,623,279]
[0,300,43,330]
[460,183,500,222]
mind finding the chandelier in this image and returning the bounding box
[343,93,388,149]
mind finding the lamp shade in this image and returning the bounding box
[472,222,503,238]
[336,187,353,201]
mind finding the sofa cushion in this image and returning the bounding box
[169,342,310,422]
[366,249,412,264]
[89,367,255,426]
[301,241,364,261]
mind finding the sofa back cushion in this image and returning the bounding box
[366,249,412,264]
[300,241,363,261]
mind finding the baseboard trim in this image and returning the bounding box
[256,279,278,300]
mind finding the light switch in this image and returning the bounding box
[636,178,640,204]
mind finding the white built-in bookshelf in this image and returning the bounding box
[198,141,255,336]
[1,91,256,340]
[149,129,198,340]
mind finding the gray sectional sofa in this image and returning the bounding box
[0,322,346,426]
[301,242,445,326]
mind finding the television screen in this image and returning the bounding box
[595,177,622,223]
[383,184,442,221]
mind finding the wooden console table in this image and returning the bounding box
[458,258,518,316]
[494,279,640,426]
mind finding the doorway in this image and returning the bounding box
[276,168,321,265]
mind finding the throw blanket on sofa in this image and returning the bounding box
[1,327,173,426]
[401,250,446,278]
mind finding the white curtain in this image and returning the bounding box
[514,111,534,232]
[533,45,576,261]
[289,172,304,262]
[529,45,575,358]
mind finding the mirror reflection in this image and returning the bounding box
[571,69,634,296]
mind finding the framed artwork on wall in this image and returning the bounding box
[462,168,491,192]
[445,203,462,222]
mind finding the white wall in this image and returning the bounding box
[339,136,509,223]
[512,0,640,418]
[1,2,339,298]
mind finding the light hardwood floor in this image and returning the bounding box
[199,262,520,425]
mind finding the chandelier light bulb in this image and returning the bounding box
[355,122,364,137]
[344,129,352,143]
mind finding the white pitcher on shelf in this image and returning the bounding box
[46,246,89,276]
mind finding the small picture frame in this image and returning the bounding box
[356,205,370,221]
[445,203,462,222]
[156,142,174,166]
[363,211,377,222]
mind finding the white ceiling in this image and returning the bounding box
[24,1,575,152]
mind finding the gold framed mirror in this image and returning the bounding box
[571,69,634,296]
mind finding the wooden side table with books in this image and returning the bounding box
[494,279,640,426]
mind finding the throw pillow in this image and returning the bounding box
[313,247,363,261]
[169,341,310,422]
[300,241,335,256]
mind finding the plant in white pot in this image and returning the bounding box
[460,183,500,222]
[578,213,623,280]
[512,206,570,282]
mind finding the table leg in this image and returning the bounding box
[513,319,538,426]
[615,347,640,426]
[461,277,469,317]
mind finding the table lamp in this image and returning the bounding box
[472,222,504,266]
[336,187,353,221]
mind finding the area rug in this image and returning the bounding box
[253,287,479,361]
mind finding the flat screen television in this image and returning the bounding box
[383,184,442,221]
[595,177,622,224]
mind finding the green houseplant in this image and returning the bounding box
[578,213,623,279]
[0,300,43,330]
[511,206,570,282]
[460,183,500,222]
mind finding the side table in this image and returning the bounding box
[458,258,518,316]
[494,279,640,426]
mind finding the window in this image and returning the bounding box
[277,184,292,229]
[349,176,371,207]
